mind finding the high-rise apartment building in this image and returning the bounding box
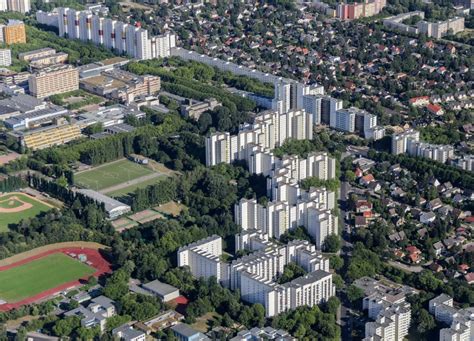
[205,109,313,168]
[179,235,335,317]
[332,108,356,132]
[429,294,474,341]
[57,7,175,60]
[0,20,26,45]
[0,0,30,13]
[354,277,416,341]
[391,129,420,155]
[330,107,384,140]
[177,235,229,286]
[170,47,324,115]
[452,154,474,172]
[28,64,79,98]
[0,49,11,66]
[336,0,386,19]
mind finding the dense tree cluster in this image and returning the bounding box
[126,59,257,133]
[0,175,27,192]
[271,299,341,340]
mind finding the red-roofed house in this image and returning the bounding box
[356,200,373,213]
[464,216,474,224]
[427,104,444,116]
[355,168,363,178]
[360,174,375,186]
[406,245,422,264]
[459,264,470,273]
[465,273,474,285]
[409,96,430,107]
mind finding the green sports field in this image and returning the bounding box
[108,175,167,198]
[0,193,53,232]
[0,253,95,303]
[74,159,154,191]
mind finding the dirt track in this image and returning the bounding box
[0,241,107,267]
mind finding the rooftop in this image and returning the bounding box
[142,280,179,297]
[76,189,131,213]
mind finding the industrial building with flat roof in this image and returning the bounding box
[8,117,83,150]
[76,188,131,219]
[3,104,70,130]
[76,104,145,127]
[80,69,160,104]
[141,280,180,302]
[0,94,45,119]
[78,57,129,79]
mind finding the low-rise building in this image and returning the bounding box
[8,117,82,150]
[230,327,295,341]
[64,296,116,333]
[134,310,184,334]
[141,280,180,302]
[3,104,69,130]
[19,47,57,62]
[76,189,131,219]
[171,323,210,341]
[80,69,160,104]
[180,98,220,120]
[112,324,145,341]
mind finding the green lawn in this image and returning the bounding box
[108,175,166,198]
[0,193,53,232]
[0,253,95,302]
[74,159,154,191]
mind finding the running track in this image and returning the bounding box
[0,248,111,311]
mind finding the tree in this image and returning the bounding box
[105,315,131,332]
[103,269,130,300]
[52,316,80,337]
[252,304,265,327]
[324,234,342,253]
[416,309,436,334]
[346,285,364,303]
[329,255,344,271]
[344,170,356,182]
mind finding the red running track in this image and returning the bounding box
[0,247,111,311]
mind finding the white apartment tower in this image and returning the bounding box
[429,294,474,341]
[56,7,175,60]
[391,129,420,155]
[177,235,229,286]
[0,48,11,66]
[2,0,30,13]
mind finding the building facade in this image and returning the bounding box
[0,20,26,45]
[179,235,335,317]
[57,7,176,60]
[0,48,11,66]
[28,64,79,98]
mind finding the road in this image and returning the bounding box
[388,260,424,273]
[338,180,354,340]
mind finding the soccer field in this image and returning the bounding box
[0,193,53,232]
[0,253,95,303]
[74,159,154,191]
